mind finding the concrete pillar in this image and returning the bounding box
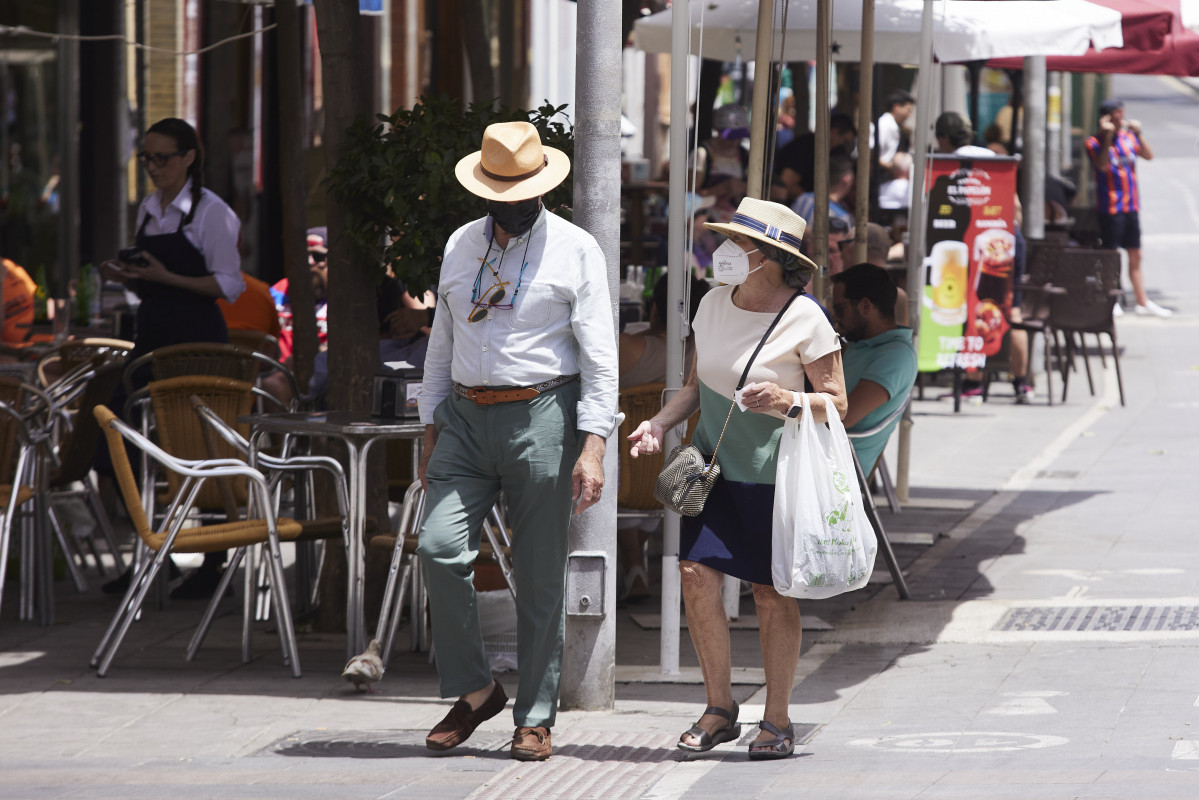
[561,0,622,711]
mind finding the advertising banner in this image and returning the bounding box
[917,155,1019,373]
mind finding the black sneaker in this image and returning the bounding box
[169,565,227,600]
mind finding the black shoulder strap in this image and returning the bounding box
[736,289,802,391]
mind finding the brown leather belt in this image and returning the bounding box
[453,374,578,406]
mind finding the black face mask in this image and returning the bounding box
[488,197,542,236]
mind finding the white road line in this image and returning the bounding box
[1172,741,1199,760]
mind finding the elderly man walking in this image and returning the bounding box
[416,121,619,762]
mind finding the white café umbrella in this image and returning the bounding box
[633,0,1123,64]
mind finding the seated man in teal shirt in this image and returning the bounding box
[830,264,918,472]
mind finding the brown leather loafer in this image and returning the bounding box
[425,681,508,751]
[510,725,552,761]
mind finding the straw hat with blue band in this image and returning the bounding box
[703,197,819,273]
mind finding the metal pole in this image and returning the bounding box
[1047,71,1062,177]
[746,0,775,200]
[854,0,875,263]
[658,0,691,677]
[897,0,936,505]
[563,0,622,711]
[1023,56,1046,239]
[811,0,831,302]
[1060,72,1073,173]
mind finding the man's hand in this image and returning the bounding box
[418,425,438,491]
[571,433,605,514]
[1128,119,1143,135]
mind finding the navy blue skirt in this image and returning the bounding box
[680,477,775,585]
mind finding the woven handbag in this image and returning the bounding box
[652,289,802,517]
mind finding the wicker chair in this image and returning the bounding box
[89,404,303,677]
[35,337,133,389]
[123,342,297,412]
[1047,249,1125,406]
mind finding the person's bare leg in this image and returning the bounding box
[1127,247,1150,307]
[460,679,497,710]
[679,559,735,746]
[1009,307,1029,382]
[751,583,801,747]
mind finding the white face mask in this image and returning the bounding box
[713,239,762,285]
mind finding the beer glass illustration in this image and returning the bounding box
[924,240,969,326]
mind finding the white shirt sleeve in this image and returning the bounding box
[417,280,455,425]
[570,241,619,438]
[196,194,245,304]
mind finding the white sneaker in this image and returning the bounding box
[1135,300,1173,318]
[1112,302,1124,318]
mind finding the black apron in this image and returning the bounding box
[128,205,229,360]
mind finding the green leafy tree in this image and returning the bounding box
[325,95,574,297]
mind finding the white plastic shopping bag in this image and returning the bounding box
[772,393,877,599]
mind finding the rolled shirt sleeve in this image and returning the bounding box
[570,241,619,438]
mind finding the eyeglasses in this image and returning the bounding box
[309,251,328,264]
[137,150,187,167]
[469,238,532,323]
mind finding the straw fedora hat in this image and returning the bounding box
[704,197,818,273]
[455,121,571,202]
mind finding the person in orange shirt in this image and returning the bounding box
[217,271,281,338]
[0,257,37,346]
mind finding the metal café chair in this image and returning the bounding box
[188,394,353,628]
[846,391,913,600]
[89,404,303,677]
[370,484,516,666]
[1046,249,1126,407]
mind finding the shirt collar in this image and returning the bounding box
[148,177,195,220]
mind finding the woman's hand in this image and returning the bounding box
[117,249,172,285]
[627,419,666,458]
[740,381,792,415]
[99,259,130,285]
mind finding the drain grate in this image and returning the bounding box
[271,729,511,758]
[995,605,1199,632]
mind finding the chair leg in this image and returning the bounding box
[851,448,910,600]
[47,506,88,593]
[1109,331,1126,407]
[382,559,413,669]
[1041,329,1054,406]
[878,457,901,515]
[263,533,302,678]
[1093,331,1107,368]
[0,490,23,620]
[187,547,245,662]
[85,482,126,574]
[94,549,171,676]
[1060,333,1073,403]
[243,545,255,664]
[1078,332,1096,396]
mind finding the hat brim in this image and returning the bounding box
[704,220,819,273]
[455,146,571,202]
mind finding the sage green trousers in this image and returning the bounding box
[417,382,579,728]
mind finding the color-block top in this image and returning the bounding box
[691,285,840,484]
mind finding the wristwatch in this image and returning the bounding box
[786,391,803,419]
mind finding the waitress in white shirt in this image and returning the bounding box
[98,117,245,599]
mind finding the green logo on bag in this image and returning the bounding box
[832,470,850,495]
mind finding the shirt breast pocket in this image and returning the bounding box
[511,284,557,329]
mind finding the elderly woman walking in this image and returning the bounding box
[628,197,847,759]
